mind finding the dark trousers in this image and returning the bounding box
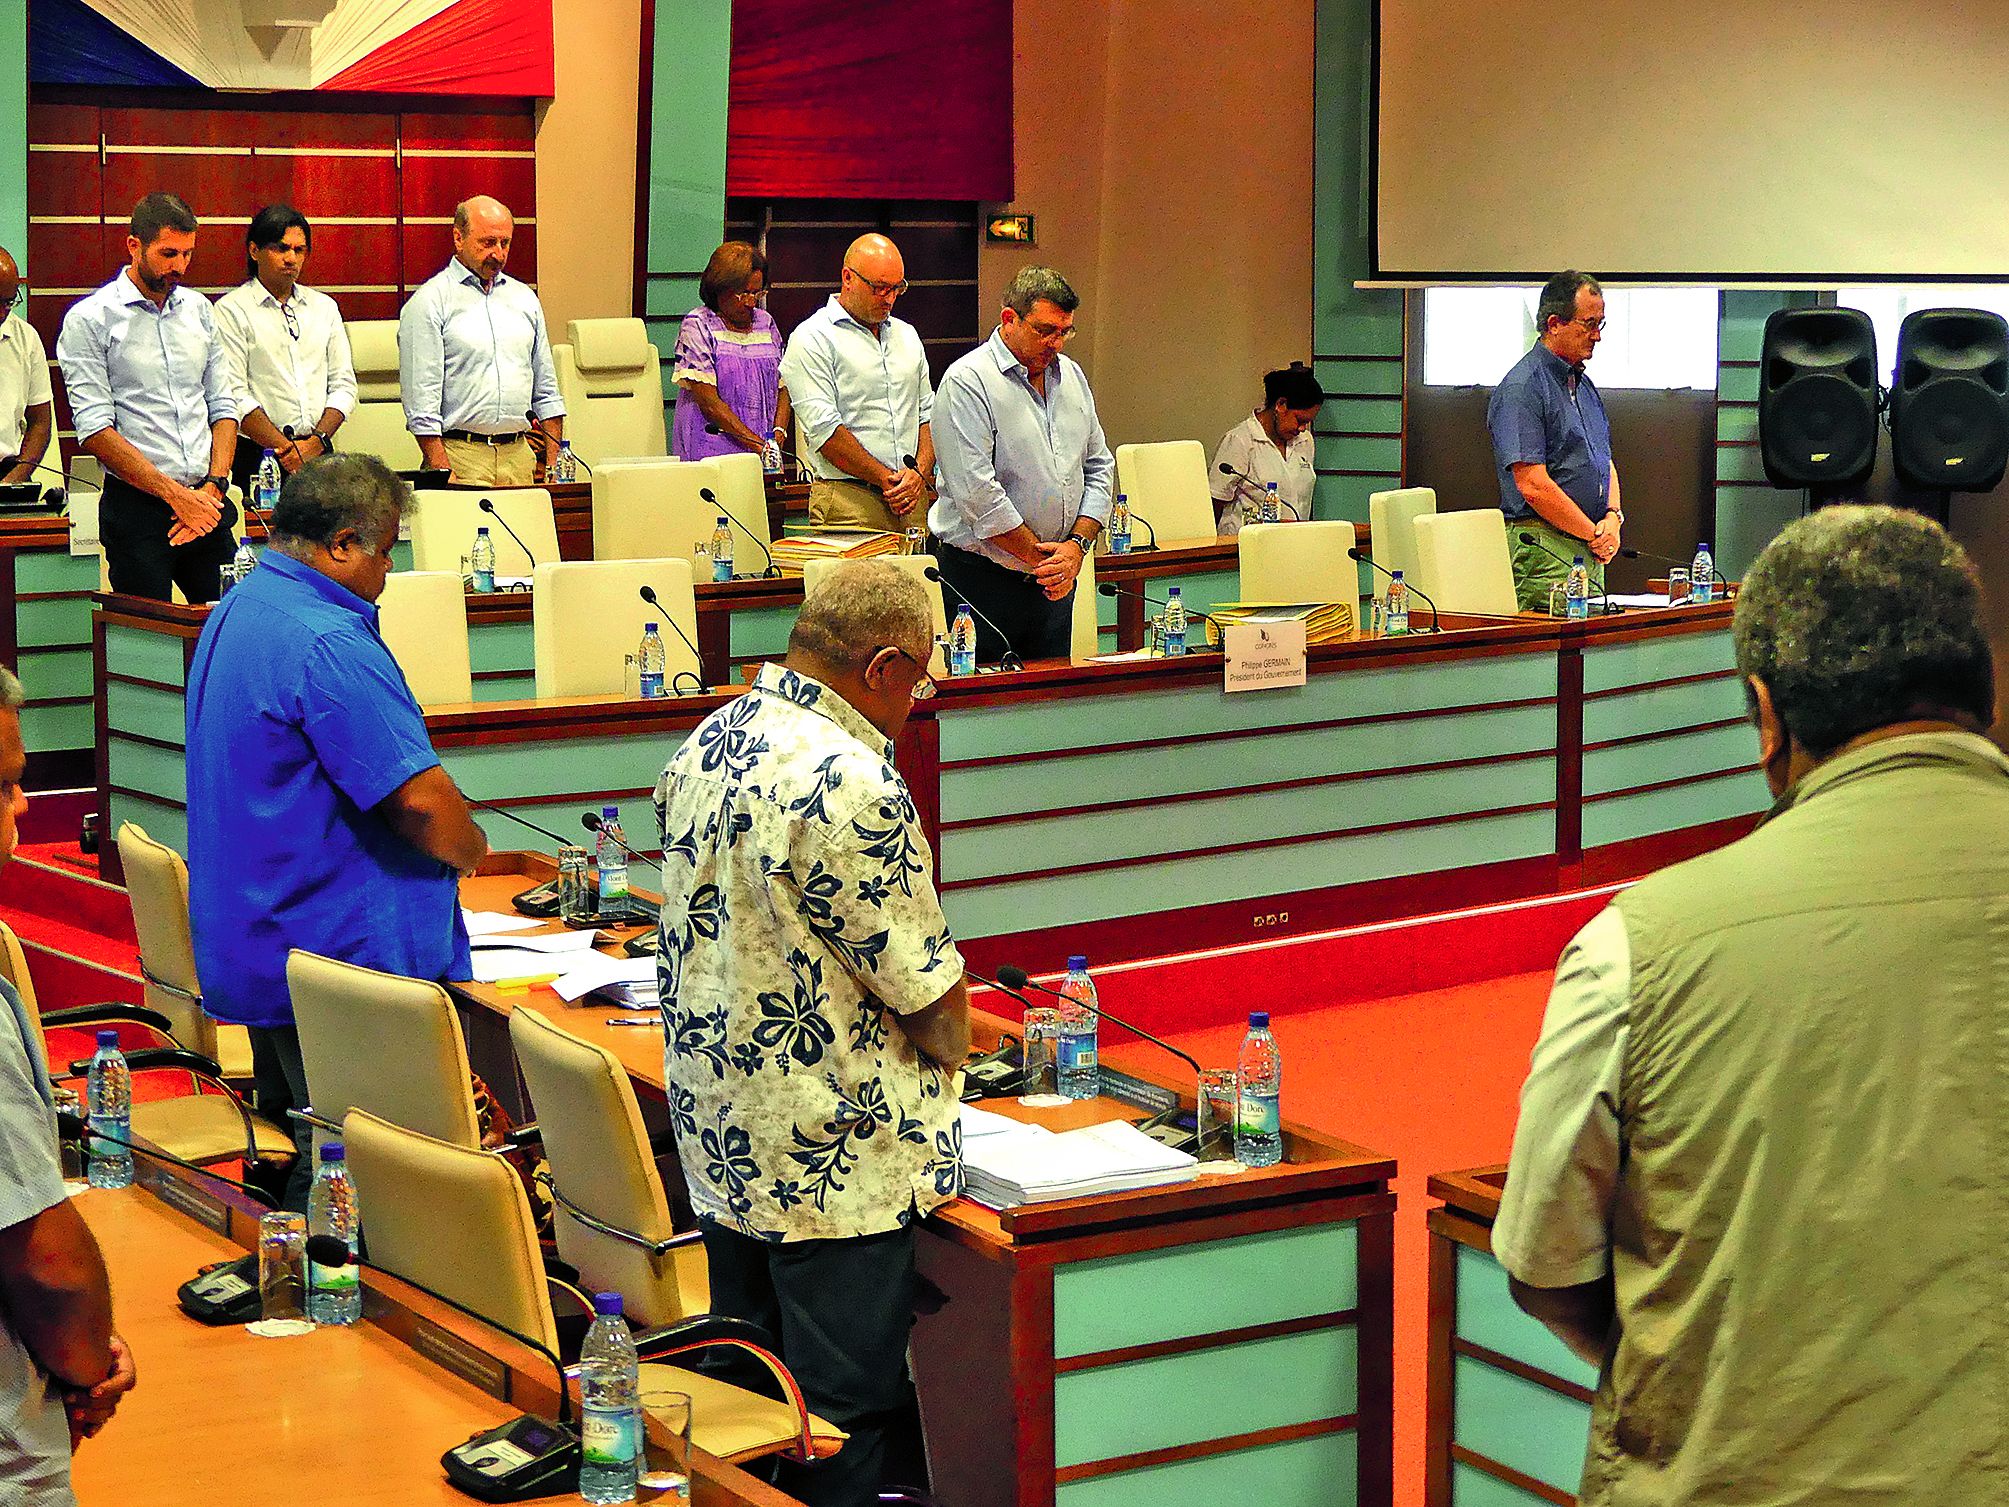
[101,474,236,603]
[699,1219,919,1507]
[932,540,1074,663]
[248,1023,314,1212]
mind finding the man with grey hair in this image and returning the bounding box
[1493,505,2004,1504]
[929,265,1113,662]
[1487,269,1624,610]
[398,194,564,486]
[0,665,138,1504]
[654,559,969,1507]
[186,453,488,1208]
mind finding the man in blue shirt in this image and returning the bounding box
[185,454,487,1207]
[930,266,1114,661]
[56,194,239,603]
[1486,271,1626,610]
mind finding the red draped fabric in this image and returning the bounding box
[727,0,1013,201]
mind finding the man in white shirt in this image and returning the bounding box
[214,205,356,502]
[0,248,53,487]
[1210,363,1323,535]
[778,234,934,534]
[398,196,564,487]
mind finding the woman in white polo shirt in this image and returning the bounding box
[1210,361,1323,534]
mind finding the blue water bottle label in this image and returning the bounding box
[581,1404,640,1467]
[713,556,733,582]
[1057,1033,1097,1073]
[639,672,664,699]
[473,570,494,593]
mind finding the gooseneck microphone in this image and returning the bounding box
[1217,462,1300,520]
[921,564,1024,671]
[466,795,575,848]
[635,585,708,695]
[54,1110,274,1207]
[1346,547,1443,633]
[1096,580,1227,643]
[995,965,1204,1078]
[1517,532,1615,613]
[580,810,660,872]
[476,497,538,574]
[1618,545,1729,590]
[696,486,779,577]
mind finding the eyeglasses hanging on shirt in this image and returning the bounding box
[281,300,300,342]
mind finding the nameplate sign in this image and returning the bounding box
[398,1304,512,1402]
[137,1159,231,1235]
[1222,621,1307,693]
[1100,1067,1178,1115]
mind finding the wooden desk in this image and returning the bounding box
[68,1164,803,1505]
[0,512,99,788]
[1424,1167,1591,1507]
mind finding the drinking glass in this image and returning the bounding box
[1667,565,1690,604]
[557,844,596,926]
[1019,1006,1062,1102]
[1195,1069,1239,1158]
[1547,583,1569,618]
[902,528,925,556]
[1366,595,1389,637]
[254,1211,313,1336]
[639,1390,693,1500]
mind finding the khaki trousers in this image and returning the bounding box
[808,476,908,535]
[443,437,536,488]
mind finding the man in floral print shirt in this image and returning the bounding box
[654,561,970,1507]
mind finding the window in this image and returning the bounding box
[1422,286,1719,390]
[1834,286,2009,386]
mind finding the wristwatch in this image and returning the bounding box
[1064,530,1095,554]
[198,475,229,495]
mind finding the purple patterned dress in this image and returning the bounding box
[671,304,783,460]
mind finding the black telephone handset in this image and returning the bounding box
[510,881,563,918]
[959,1037,1025,1100]
[1139,1104,1202,1156]
[441,1415,579,1501]
[177,1252,263,1325]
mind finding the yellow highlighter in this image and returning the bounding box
[493,973,564,992]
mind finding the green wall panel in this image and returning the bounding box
[0,0,22,262]
[20,702,90,753]
[1053,1223,1359,1359]
[441,736,679,805]
[105,624,188,688]
[1160,567,1239,624]
[16,552,97,595]
[647,1,731,283]
[1581,629,1735,694]
[17,646,93,701]
[1582,675,1746,746]
[1054,1327,1357,1470]
[1453,1244,1599,1391]
[108,792,185,855]
[1450,1459,1564,1507]
[729,604,798,663]
[468,621,534,676]
[18,598,90,647]
[1316,436,1403,475]
[1316,473,1396,523]
[1583,722,1755,799]
[472,673,537,703]
[1315,358,1404,397]
[1452,1355,1591,1494]
[106,681,187,748]
[1322,397,1402,433]
[1716,366,1760,405]
[1057,1429,1358,1507]
[107,737,188,804]
[1580,766,1771,850]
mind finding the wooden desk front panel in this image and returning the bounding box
[10,540,99,784]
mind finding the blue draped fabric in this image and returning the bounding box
[29,0,201,88]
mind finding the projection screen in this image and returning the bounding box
[1374,0,2009,283]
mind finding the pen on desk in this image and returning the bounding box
[604,1016,657,1027]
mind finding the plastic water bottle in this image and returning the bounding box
[1691,542,1716,604]
[949,605,977,676]
[555,439,577,483]
[1108,493,1132,554]
[1259,481,1281,524]
[307,1143,361,1325]
[579,1291,642,1504]
[254,448,282,511]
[1234,1011,1283,1168]
[470,526,496,593]
[1055,956,1101,1100]
[85,1030,133,1189]
[222,538,258,594]
[1162,587,1188,656]
[637,623,666,699]
[762,434,784,476]
[1385,570,1410,636]
[1565,556,1591,620]
[597,806,629,908]
[709,515,734,581]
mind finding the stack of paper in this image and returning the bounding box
[551,952,659,1009]
[959,1112,1198,1208]
[769,530,903,575]
[1209,600,1357,644]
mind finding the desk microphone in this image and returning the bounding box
[995,964,1205,1081]
[476,497,539,574]
[921,564,1024,671]
[1346,547,1443,632]
[696,486,779,577]
[580,810,661,871]
[1217,462,1300,520]
[1096,580,1227,643]
[635,585,708,695]
[467,795,575,848]
[54,1110,274,1207]
[23,457,76,509]
[1517,531,1617,613]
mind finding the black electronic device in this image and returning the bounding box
[1758,305,1880,492]
[180,1252,264,1324]
[401,467,455,491]
[1138,1103,1201,1155]
[0,482,58,513]
[1889,306,2009,492]
[510,880,562,918]
[960,1038,1025,1100]
[622,929,659,959]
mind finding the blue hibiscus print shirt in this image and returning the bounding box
[654,662,966,1241]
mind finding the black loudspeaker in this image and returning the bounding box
[1889,308,2009,492]
[1758,307,1880,490]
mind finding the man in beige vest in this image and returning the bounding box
[1494,505,2004,1507]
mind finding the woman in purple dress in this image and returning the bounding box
[671,241,790,462]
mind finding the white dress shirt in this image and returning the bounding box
[0,313,52,461]
[1210,412,1318,534]
[777,295,933,481]
[214,280,356,436]
[397,260,564,438]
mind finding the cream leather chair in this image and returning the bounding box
[1368,486,1438,596]
[1114,440,1218,543]
[532,558,701,698]
[343,1108,845,1466]
[1237,520,1359,602]
[710,451,775,573]
[342,320,423,473]
[1071,549,1101,659]
[408,487,557,579]
[287,951,484,1148]
[802,554,948,676]
[592,458,724,568]
[1411,509,1520,616]
[376,571,473,705]
[555,318,668,465]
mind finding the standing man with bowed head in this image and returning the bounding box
[0,247,54,486]
[778,233,934,534]
[398,196,564,487]
[56,193,238,602]
[1487,271,1624,610]
[930,265,1113,662]
[185,454,488,1209]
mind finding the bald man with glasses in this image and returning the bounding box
[778,233,935,534]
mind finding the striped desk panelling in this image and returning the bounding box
[1058,1430,1358,1507]
[936,652,1557,940]
[468,618,536,703]
[102,620,190,852]
[16,549,98,758]
[442,734,690,859]
[727,602,798,674]
[1714,292,1809,579]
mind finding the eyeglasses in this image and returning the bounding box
[0,289,22,314]
[1026,318,1077,344]
[281,301,300,341]
[844,266,910,298]
[728,287,767,305]
[884,644,939,700]
[1570,317,1607,334]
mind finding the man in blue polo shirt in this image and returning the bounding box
[185,453,487,1208]
[1487,270,1625,611]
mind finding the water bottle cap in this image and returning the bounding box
[1573,555,1585,565]
[717,514,729,525]
[1249,1010,1270,1028]
[601,804,619,818]
[1391,569,1404,580]
[645,621,658,631]
[477,525,490,535]
[1117,491,1127,501]
[1168,585,1182,597]
[1067,954,1088,971]
[261,447,276,458]
[592,1291,624,1317]
[96,1028,119,1047]
[319,1142,345,1162]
